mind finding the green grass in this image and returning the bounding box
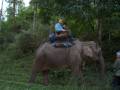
[0,51,113,90]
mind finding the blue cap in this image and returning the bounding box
[116,51,120,57]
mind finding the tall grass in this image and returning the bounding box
[0,50,113,90]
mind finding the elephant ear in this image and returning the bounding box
[83,45,93,58]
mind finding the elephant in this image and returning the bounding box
[29,40,105,85]
[29,40,83,85]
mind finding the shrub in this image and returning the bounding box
[5,23,49,59]
[15,32,35,53]
[0,32,14,50]
[6,43,24,59]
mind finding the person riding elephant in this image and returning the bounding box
[49,17,74,47]
[54,17,74,47]
[55,17,67,32]
[55,17,70,39]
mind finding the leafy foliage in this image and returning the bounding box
[0,0,120,60]
[0,0,119,88]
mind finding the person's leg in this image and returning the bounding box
[49,33,55,43]
[112,76,120,90]
[116,76,120,90]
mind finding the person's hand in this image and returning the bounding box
[62,29,67,31]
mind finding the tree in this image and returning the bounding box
[6,0,24,32]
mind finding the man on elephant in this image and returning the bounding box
[53,17,74,47]
[55,17,71,38]
[55,17,66,32]
[49,18,67,44]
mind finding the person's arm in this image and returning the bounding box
[113,60,120,71]
[55,23,66,32]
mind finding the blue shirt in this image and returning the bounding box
[55,23,64,32]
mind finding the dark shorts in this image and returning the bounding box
[112,76,120,87]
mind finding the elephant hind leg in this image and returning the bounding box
[28,60,40,84]
[29,69,37,84]
[42,70,49,86]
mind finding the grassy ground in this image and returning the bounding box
[0,51,113,90]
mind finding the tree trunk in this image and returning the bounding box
[96,18,103,46]
[0,0,4,31]
[32,3,38,31]
[13,0,16,32]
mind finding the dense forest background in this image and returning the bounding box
[0,0,120,60]
[0,0,120,90]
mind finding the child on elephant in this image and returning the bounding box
[112,51,120,90]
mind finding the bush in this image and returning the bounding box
[6,43,24,59]
[0,32,14,50]
[15,32,36,53]
[5,24,49,59]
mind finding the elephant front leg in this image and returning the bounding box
[95,60,105,80]
[69,65,83,86]
[42,70,49,86]
[99,58,105,78]
[98,50,105,77]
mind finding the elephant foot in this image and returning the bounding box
[28,79,35,84]
[42,70,49,86]
[28,80,35,88]
[43,82,49,86]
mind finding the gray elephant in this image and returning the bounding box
[29,40,83,85]
[29,40,105,85]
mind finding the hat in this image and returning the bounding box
[58,16,65,20]
[116,51,120,57]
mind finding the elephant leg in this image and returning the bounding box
[82,61,86,71]
[95,60,99,72]
[96,58,105,78]
[99,57,105,77]
[42,70,49,86]
[97,51,105,77]
[70,65,83,85]
[29,69,37,84]
[29,59,40,84]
